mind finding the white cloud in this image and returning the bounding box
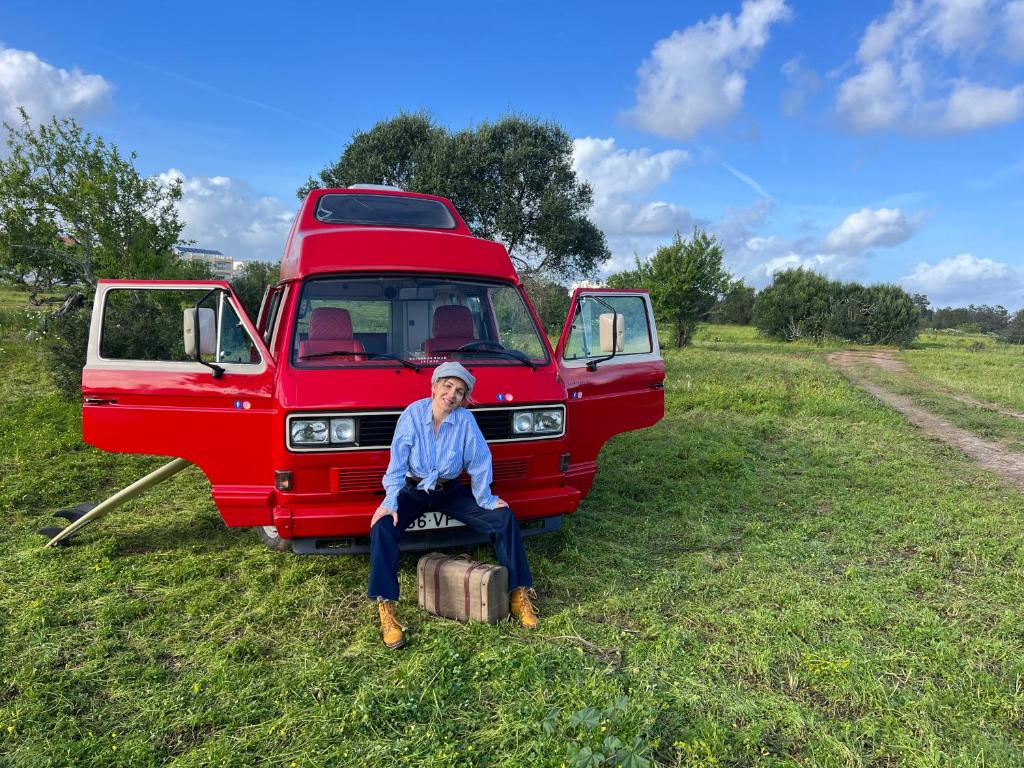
[572,137,689,198]
[159,169,294,261]
[837,0,1024,133]
[0,44,111,123]
[821,207,920,253]
[755,252,866,282]
[572,137,694,242]
[626,0,791,139]
[942,81,1024,131]
[901,253,1024,307]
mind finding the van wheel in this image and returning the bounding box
[256,525,292,553]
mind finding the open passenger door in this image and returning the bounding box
[554,288,665,497]
[81,280,277,526]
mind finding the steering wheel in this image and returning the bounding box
[454,340,507,352]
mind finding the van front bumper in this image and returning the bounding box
[289,514,562,555]
[271,482,580,539]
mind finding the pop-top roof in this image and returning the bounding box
[279,188,517,284]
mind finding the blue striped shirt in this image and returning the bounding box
[381,397,498,512]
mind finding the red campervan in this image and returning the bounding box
[77,187,665,554]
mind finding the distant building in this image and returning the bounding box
[173,246,234,279]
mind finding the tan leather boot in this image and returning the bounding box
[509,587,539,629]
[377,600,406,649]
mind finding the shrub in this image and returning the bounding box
[752,268,838,340]
[38,306,91,398]
[753,269,919,345]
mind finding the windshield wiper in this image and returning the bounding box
[299,349,420,371]
[448,347,537,370]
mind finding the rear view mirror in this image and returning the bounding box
[599,313,624,353]
[183,307,216,358]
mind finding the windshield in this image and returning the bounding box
[291,276,550,368]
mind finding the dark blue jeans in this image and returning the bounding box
[368,482,534,601]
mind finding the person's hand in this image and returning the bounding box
[371,505,398,527]
[492,497,509,509]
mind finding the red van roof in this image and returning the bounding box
[280,188,518,283]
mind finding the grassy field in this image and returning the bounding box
[1,321,1023,767]
[901,331,1024,413]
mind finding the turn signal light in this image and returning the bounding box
[275,470,293,491]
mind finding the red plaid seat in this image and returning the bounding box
[423,305,475,355]
[298,308,366,362]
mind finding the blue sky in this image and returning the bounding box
[3,0,1024,309]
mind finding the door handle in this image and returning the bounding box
[647,382,665,390]
[84,397,118,405]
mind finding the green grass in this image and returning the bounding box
[2,323,1024,766]
[901,331,1024,412]
[845,362,1024,452]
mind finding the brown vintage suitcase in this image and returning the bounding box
[417,552,509,623]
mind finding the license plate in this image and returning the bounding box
[411,512,465,531]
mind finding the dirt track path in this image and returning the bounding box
[827,350,1024,491]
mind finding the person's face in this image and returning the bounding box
[431,377,467,415]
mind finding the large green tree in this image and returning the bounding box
[520,273,571,334]
[0,110,188,302]
[607,228,729,348]
[300,113,609,280]
[0,111,203,397]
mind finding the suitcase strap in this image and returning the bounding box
[463,562,489,618]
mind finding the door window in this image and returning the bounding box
[100,288,260,364]
[563,294,652,361]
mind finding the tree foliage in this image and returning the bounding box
[998,310,1024,344]
[711,278,756,325]
[606,228,729,348]
[752,268,919,346]
[0,111,202,397]
[231,260,281,323]
[930,304,1010,333]
[520,273,571,334]
[301,113,609,280]
[0,110,187,299]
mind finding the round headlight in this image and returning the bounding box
[291,419,328,444]
[513,412,535,434]
[330,418,355,444]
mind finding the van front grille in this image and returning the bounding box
[337,458,529,494]
[289,405,562,452]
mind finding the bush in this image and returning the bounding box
[753,269,919,345]
[862,284,919,346]
[752,269,838,340]
[38,306,91,398]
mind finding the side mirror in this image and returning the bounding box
[183,307,216,358]
[599,313,624,353]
